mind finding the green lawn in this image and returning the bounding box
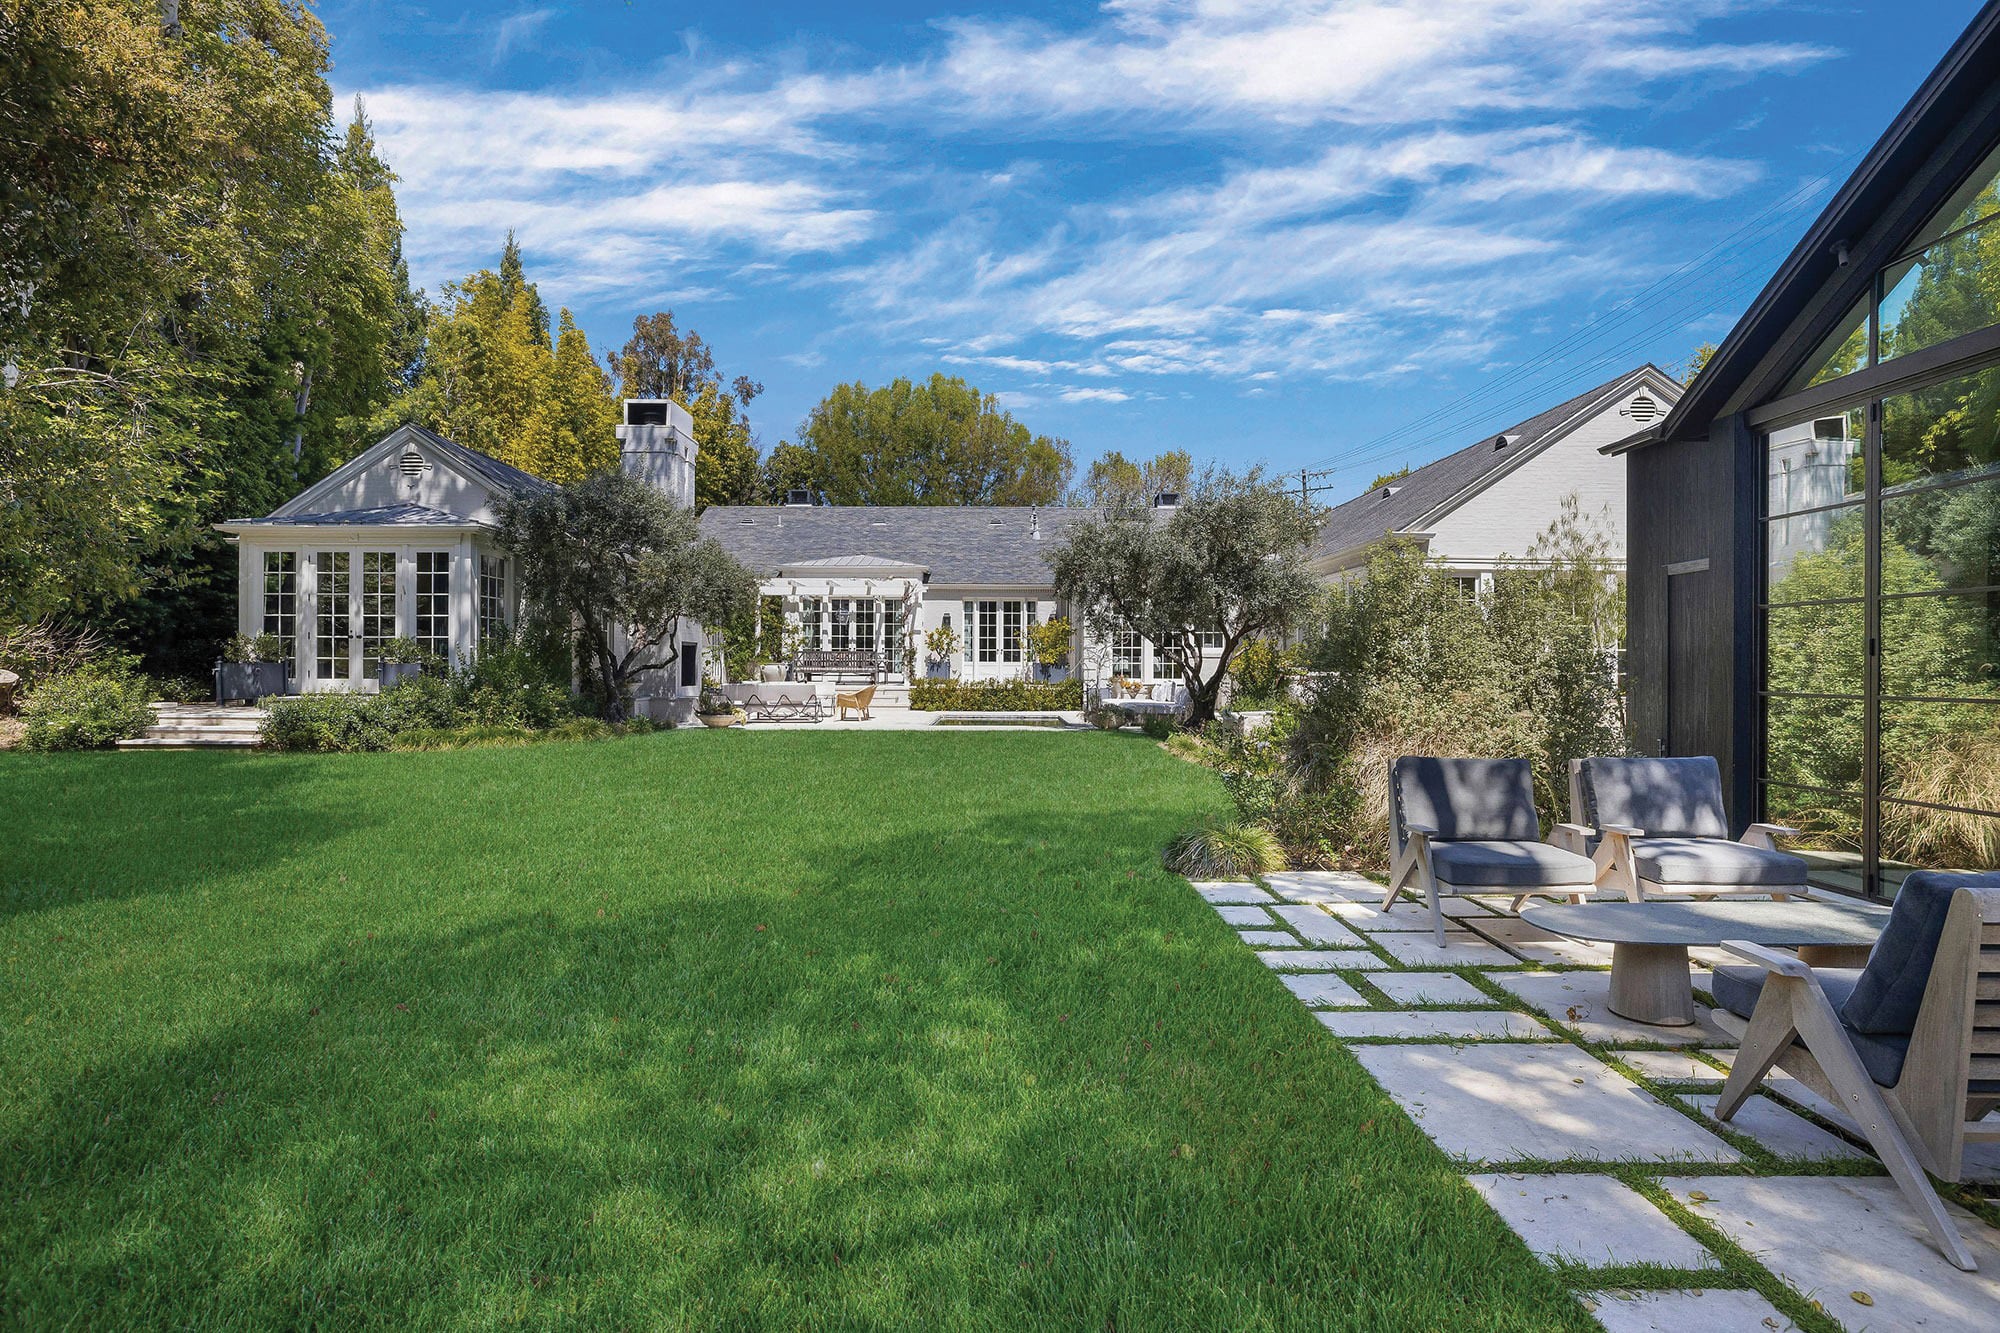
[1,732,1586,1329]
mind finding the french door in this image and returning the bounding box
[309,550,399,687]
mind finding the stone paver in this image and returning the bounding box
[1269,904,1364,945]
[1433,896,1497,916]
[1367,971,1492,1006]
[1351,1043,1739,1164]
[1319,1009,1555,1040]
[1372,931,1516,967]
[1661,1175,2000,1330]
[1680,1093,1869,1162]
[1323,900,1439,932]
[1490,971,1733,1047]
[1239,930,1296,947]
[1280,973,1369,1008]
[1582,1289,1798,1332]
[1468,1174,1718,1269]
[1611,1050,1725,1083]
[1463,915,1615,966]
[1193,881,1273,904]
[1255,948,1390,971]
[1213,904,1273,926]
[1262,870,1377,896]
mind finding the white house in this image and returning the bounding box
[217,399,707,719]
[698,495,1226,697]
[1308,364,1685,588]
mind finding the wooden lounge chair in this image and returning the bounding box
[1384,757,1599,945]
[836,683,876,720]
[1711,870,2000,1271]
[1569,757,1808,902]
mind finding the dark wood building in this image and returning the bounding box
[1611,1,2000,900]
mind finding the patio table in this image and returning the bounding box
[1518,899,1886,1027]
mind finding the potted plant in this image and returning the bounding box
[924,624,960,681]
[1027,615,1072,682]
[217,633,287,703]
[696,683,739,728]
[377,637,426,690]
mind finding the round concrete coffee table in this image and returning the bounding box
[1518,899,1886,1026]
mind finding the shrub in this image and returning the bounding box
[262,692,392,752]
[151,674,210,704]
[1,620,118,695]
[20,668,155,751]
[1163,819,1284,879]
[1140,714,1174,741]
[909,678,1083,711]
[1227,638,1298,709]
[222,632,284,663]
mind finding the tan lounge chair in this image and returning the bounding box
[836,683,876,720]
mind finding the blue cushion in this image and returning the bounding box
[1393,757,1541,847]
[1579,757,1731,838]
[1633,838,1809,887]
[1428,839,1596,888]
[1842,871,2000,1036]
[1711,964,1911,1085]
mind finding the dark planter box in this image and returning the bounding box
[925,660,954,680]
[378,662,424,691]
[217,661,287,703]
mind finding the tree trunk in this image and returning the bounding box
[289,366,313,462]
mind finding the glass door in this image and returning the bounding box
[360,551,397,681]
[316,551,353,684]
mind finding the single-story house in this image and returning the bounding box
[218,398,708,719]
[1308,363,1683,590]
[698,497,1227,696]
[1606,0,2000,899]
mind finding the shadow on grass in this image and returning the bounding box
[2,741,1588,1329]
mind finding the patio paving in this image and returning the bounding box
[1350,1043,1740,1164]
[1659,1176,2000,1329]
[1191,881,1273,904]
[1213,904,1273,926]
[1186,870,2000,1324]
[1238,930,1296,948]
[1467,1174,1718,1269]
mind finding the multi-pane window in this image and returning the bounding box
[360,551,395,679]
[262,552,297,670]
[963,602,976,663]
[415,551,451,660]
[317,551,350,681]
[1110,626,1143,679]
[976,600,999,662]
[1151,641,1180,680]
[881,599,903,672]
[1001,600,1024,663]
[800,598,823,651]
[852,598,877,654]
[829,599,852,651]
[1196,626,1226,653]
[478,554,508,643]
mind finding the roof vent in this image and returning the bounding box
[784,489,815,507]
[1379,485,1401,499]
[398,447,430,479]
[1623,392,1662,424]
[1493,434,1512,450]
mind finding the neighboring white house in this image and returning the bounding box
[698,495,1226,696]
[217,398,708,719]
[1308,364,1685,587]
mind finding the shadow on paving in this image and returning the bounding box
[2,765,1590,1330]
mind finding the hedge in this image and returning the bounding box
[908,678,1083,711]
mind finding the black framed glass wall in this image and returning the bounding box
[1760,139,2000,898]
[1761,364,2000,897]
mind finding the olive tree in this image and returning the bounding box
[1050,472,1321,725]
[499,471,759,722]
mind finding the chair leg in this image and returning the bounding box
[1715,990,1799,1121]
[1427,873,1447,947]
[1382,850,1414,912]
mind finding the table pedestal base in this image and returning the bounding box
[1607,942,1695,1026]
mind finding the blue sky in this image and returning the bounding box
[321,1,1981,498]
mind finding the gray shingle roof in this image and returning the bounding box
[699,506,1096,585]
[401,424,557,496]
[239,503,472,527]
[1310,365,1671,562]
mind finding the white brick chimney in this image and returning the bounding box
[616,399,698,508]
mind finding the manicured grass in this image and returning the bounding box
[1,732,1588,1329]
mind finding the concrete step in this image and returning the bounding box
[142,719,265,733]
[117,735,262,749]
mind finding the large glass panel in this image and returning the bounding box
[1880,363,2000,492]
[1765,599,1864,697]
[880,599,903,675]
[1001,600,1023,663]
[1883,476,2000,593]
[1881,698,2000,812]
[1880,806,2000,894]
[1877,141,2000,364]
[1767,501,1864,593]
[829,599,852,651]
[478,555,507,642]
[360,551,395,678]
[800,597,823,651]
[262,552,297,669]
[976,600,998,663]
[1764,693,1863,794]
[1761,781,1866,894]
[317,551,350,681]
[1765,412,1863,517]
[415,551,451,660]
[1780,293,1871,394]
[851,598,875,654]
[1880,590,2000,699]
[1111,626,1142,678]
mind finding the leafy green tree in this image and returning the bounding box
[534,309,620,484]
[1051,472,1320,724]
[498,471,759,722]
[778,374,1072,505]
[1077,450,1192,507]
[1367,466,1413,490]
[607,311,765,510]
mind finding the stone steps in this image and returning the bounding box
[117,703,268,750]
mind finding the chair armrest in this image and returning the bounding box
[1548,822,1594,854]
[1600,823,1645,838]
[1719,940,1815,980]
[1740,822,1800,849]
[1402,823,1438,839]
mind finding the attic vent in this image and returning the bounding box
[1379,485,1401,499]
[1624,392,1662,424]
[398,448,430,479]
[1492,435,1510,450]
[737,518,756,526]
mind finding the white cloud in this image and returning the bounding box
[493,8,558,63]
